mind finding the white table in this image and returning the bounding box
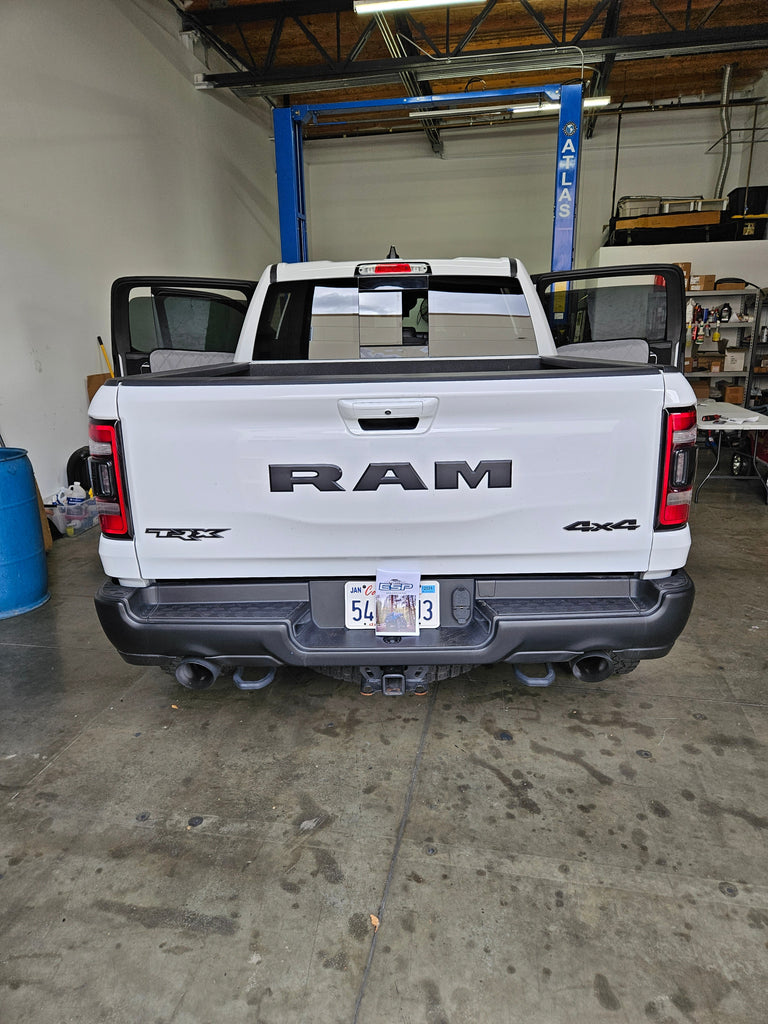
[695,401,768,503]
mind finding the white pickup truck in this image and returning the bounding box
[88,256,696,695]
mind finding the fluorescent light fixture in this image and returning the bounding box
[409,104,507,118]
[408,101,560,119]
[354,0,480,13]
[408,96,610,119]
[520,102,561,113]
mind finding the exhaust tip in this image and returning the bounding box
[175,659,220,690]
[571,652,614,684]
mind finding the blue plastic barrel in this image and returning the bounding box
[0,448,49,618]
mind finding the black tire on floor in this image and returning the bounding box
[66,445,91,489]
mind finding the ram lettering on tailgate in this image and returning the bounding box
[268,460,513,492]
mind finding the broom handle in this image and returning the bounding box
[97,336,115,377]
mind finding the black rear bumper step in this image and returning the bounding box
[95,571,694,672]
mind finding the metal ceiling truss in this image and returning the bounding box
[584,0,623,138]
[376,12,444,154]
[189,19,768,99]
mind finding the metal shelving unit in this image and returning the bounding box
[749,299,768,410]
[685,287,762,407]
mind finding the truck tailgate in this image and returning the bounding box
[116,369,668,580]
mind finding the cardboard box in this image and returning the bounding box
[86,373,111,403]
[722,348,747,372]
[695,355,723,372]
[689,274,716,291]
[674,262,691,288]
[716,280,745,290]
[718,384,744,404]
[691,381,712,400]
[684,358,693,372]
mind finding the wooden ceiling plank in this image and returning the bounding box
[696,0,726,30]
[649,0,679,32]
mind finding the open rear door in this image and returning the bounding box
[111,277,257,376]
[534,264,686,369]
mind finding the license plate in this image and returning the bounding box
[344,581,440,630]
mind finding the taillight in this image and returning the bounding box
[88,420,131,537]
[657,407,697,528]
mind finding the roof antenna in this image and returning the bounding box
[387,245,400,259]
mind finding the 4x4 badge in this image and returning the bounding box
[146,528,230,541]
[564,519,640,532]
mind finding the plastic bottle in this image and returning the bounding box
[58,482,88,523]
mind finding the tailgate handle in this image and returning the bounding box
[358,417,418,431]
[338,398,438,435]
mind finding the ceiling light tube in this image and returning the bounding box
[406,96,610,120]
[408,101,561,119]
[355,0,480,13]
[408,104,508,118]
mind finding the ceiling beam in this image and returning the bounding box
[181,1,353,28]
[194,23,768,97]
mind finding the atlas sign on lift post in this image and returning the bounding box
[551,82,583,274]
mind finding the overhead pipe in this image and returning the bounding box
[714,63,734,199]
[374,13,443,155]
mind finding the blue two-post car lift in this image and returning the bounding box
[273,81,583,273]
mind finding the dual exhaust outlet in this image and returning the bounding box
[173,651,617,693]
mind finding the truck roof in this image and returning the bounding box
[274,257,518,281]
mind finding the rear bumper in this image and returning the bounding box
[95,571,694,671]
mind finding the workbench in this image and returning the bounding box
[695,401,768,503]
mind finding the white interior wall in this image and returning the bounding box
[305,103,756,272]
[0,0,279,496]
[593,241,768,288]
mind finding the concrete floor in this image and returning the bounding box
[1,474,767,1024]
